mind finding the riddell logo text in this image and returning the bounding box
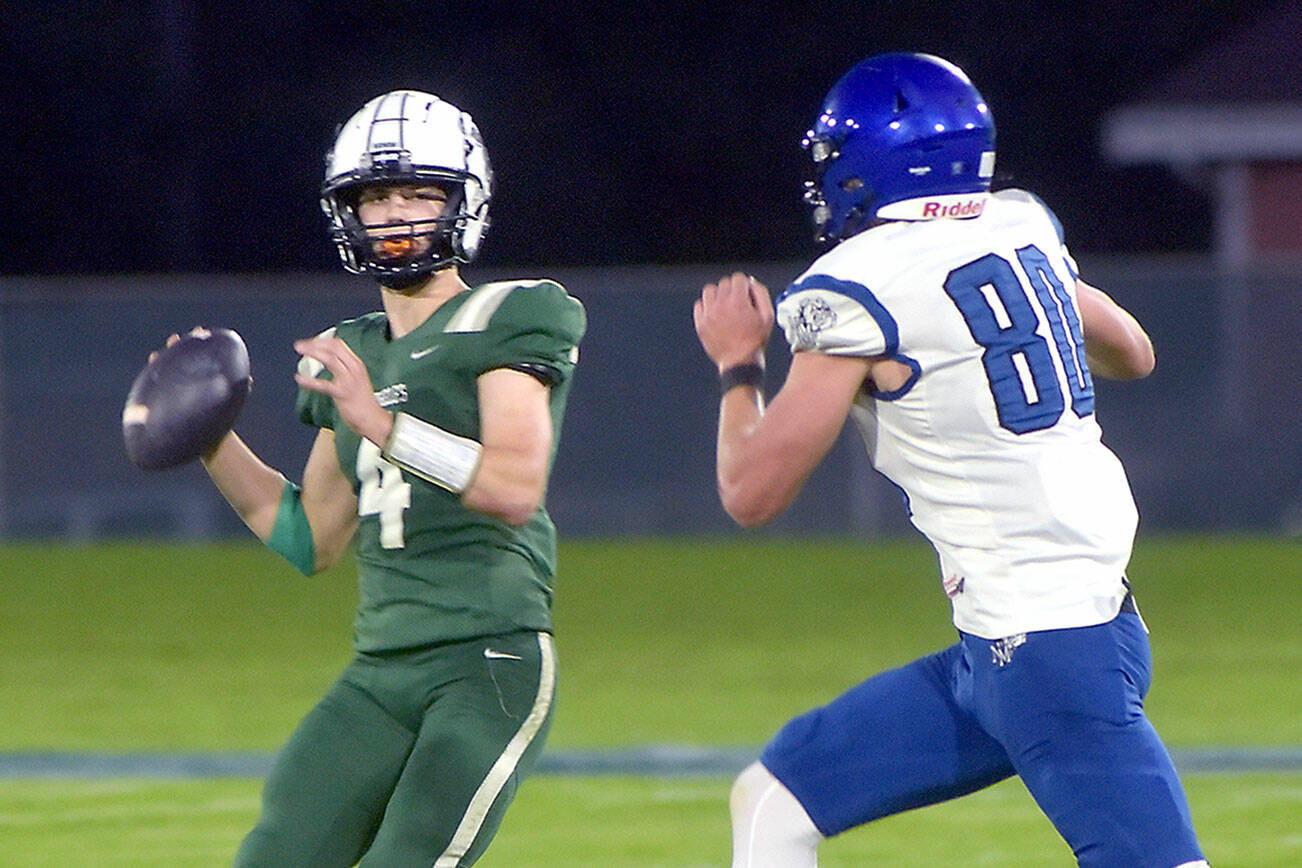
[922,199,986,218]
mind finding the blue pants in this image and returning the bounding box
[760,612,1204,867]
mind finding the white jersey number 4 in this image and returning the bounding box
[356,439,411,549]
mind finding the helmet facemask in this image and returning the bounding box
[325,175,477,287]
[803,134,873,246]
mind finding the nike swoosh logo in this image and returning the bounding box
[410,345,442,360]
[484,648,523,661]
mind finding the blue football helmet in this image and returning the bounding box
[803,53,996,244]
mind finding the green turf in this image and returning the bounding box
[0,778,256,868]
[1124,536,1302,745]
[1,542,357,750]
[3,534,1296,750]
[1,534,1298,864]
[0,773,1297,866]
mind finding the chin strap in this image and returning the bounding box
[377,271,430,291]
[376,256,462,292]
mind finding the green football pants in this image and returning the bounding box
[234,630,556,868]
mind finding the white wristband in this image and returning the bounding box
[382,412,483,493]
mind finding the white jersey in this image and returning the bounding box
[777,189,1136,639]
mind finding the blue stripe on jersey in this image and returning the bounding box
[872,357,921,402]
[781,274,920,401]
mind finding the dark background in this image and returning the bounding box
[1,0,1280,276]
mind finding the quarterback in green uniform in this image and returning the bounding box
[197,90,585,867]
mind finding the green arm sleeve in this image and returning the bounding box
[266,479,316,575]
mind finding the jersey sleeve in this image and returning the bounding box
[777,277,896,357]
[471,280,586,386]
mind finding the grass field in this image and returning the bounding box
[2,774,1299,867]
[2,534,1299,865]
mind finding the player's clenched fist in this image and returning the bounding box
[693,271,775,371]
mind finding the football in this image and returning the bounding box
[122,327,252,470]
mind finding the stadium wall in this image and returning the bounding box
[1,256,1298,539]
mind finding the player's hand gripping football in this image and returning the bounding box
[694,271,774,371]
[124,327,252,470]
[293,335,394,447]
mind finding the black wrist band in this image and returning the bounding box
[719,362,765,395]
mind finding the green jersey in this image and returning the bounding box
[296,279,586,652]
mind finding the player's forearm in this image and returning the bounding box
[295,435,359,572]
[200,431,287,540]
[716,389,803,527]
[1085,343,1153,381]
[458,367,553,526]
[1077,281,1155,380]
[717,353,868,527]
[461,444,549,526]
[1085,334,1154,380]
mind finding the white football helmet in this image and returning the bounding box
[321,90,493,282]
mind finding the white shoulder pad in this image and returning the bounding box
[777,286,889,357]
[994,188,1077,276]
[993,187,1038,205]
